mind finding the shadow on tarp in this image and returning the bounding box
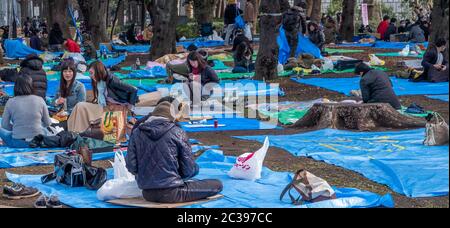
[6,149,394,208]
[236,129,449,198]
[291,77,449,96]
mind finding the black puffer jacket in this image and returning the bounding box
[360,70,401,110]
[0,55,47,99]
[105,73,139,105]
[126,117,199,190]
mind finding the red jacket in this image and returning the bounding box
[65,39,81,53]
[377,20,390,40]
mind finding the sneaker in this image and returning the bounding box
[2,183,40,200]
[46,195,63,208]
[33,195,48,208]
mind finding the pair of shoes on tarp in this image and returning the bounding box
[405,103,426,114]
[2,183,40,200]
[33,194,63,208]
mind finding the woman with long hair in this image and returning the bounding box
[54,62,86,115]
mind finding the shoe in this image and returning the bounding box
[46,195,63,208]
[2,183,40,200]
[33,195,48,208]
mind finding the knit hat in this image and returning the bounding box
[152,101,178,122]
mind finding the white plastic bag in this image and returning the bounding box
[399,45,410,56]
[244,23,253,41]
[369,54,385,66]
[228,137,270,181]
[97,150,142,201]
[322,57,334,71]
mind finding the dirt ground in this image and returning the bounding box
[0,46,448,208]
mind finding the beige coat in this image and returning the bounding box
[244,2,255,23]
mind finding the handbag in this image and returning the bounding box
[234,8,245,29]
[41,152,107,190]
[424,113,449,146]
[280,169,336,205]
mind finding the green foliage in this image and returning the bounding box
[327,0,343,16]
[176,20,225,39]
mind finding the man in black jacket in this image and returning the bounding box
[0,54,47,100]
[126,101,223,203]
[282,2,307,58]
[355,63,401,110]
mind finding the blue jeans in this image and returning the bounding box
[232,64,255,73]
[0,128,30,148]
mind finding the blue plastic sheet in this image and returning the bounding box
[291,77,449,96]
[112,44,150,53]
[181,117,280,132]
[337,41,429,50]
[178,40,225,49]
[427,95,449,102]
[101,55,127,68]
[6,149,394,208]
[1,80,93,97]
[278,27,323,64]
[236,129,449,197]
[4,39,43,59]
[126,66,167,79]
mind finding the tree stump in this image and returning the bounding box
[291,103,427,131]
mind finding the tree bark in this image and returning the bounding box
[48,0,71,39]
[310,0,322,23]
[140,0,146,30]
[118,0,125,27]
[106,0,110,29]
[111,0,123,40]
[193,0,216,27]
[306,0,313,18]
[340,0,356,42]
[19,0,29,25]
[147,0,178,61]
[430,0,449,60]
[364,0,381,24]
[291,103,426,131]
[78,0,109,48]
[279,0,291,13]
[254,0,284,81]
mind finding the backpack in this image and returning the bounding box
[41,152,107,190]
[280,169,336,205]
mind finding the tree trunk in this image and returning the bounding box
[78,0,109,48]
[254,0,284,81]
[193,0,216,27]
[291,103,426,131]
[310,0,322,23]
[306,0,313,18]
[147,0,178,61]
[106,0,110,29]
[140,0,146,30]
[111,0,123,40]
[48,0,71,39]
[430,0,449,60]
[20,0,29,25]
[364,0,381,24]
[118,0,125,27]
[340,0,356,42]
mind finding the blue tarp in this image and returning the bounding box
[181,117,280,132]
[278,27,323,64]
[427,95,449,102]
[337,41,429,50]
[236,129,449,198]
[4,39,43,59]
[291,77,449,96]
[2,80,93,97]
[6,149,394,208]
[126,66,167,79]
[100,55,127,68]
[178,40,225,49]
[112,44,150,53]
[0,144,218,169]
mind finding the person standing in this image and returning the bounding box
[377,16,390,40]
[224,0,243,46]
[244,0,256,37]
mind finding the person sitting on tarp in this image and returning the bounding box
[409,21,426,43]
[30,30,43,51]
[0,54,47,100]
[398,20,407,33]
[126,23,139,45]
[282,2,307,58]
[63,38,81,53]
[417,38,448,83]
[184,51,219,106]
[166,46,214,84]
[232,38,254,73]
[377,16,390,40]
[52,61,86,117]
[67,61,138,136]
[49,23,64,52]
[0,75,52,148]
[143,24,153,43]
[82,35,97,61]
[307,22,325,52]
[40,31,49,51]
[384,18,397,42]
[126,101,223,204]
[355,63,401,110]
[323,16,338,44]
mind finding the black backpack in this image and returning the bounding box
[41,153,107,190]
